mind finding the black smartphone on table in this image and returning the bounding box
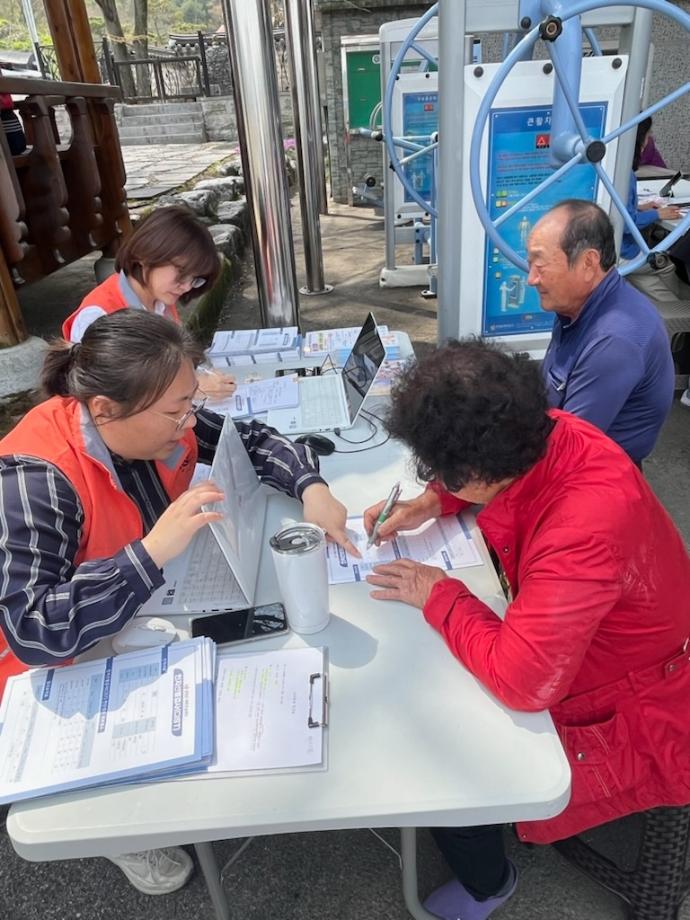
[659,171,682,198]
[191,602,289,645]
[275,367,321,378]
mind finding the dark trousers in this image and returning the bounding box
[431,824,509,900]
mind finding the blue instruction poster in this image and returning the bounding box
[482,103,607,336]
[402,91,439,205]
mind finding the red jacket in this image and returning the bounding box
[62,272,180,341]
[0,396,197,692]
[425,410,690,843]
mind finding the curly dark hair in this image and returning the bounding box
[386,338,553,491]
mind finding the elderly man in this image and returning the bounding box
[364,339,690,920]
[528,199,674,464]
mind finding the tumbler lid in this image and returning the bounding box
[269,523,324,554]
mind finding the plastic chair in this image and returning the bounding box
[553,805,690,920]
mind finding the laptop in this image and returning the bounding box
[136,418,267,617]
[266,313,386,434]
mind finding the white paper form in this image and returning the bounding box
[0,639,215,804]
[208,646,325,773]
[301,325,390,358]
[326,515,482,584]
[206,376,299,418]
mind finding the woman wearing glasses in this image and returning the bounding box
[0,310,356,896]
[61,205,236,399]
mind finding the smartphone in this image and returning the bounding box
[659,171,682,198]
[191,603,289,645]
[275,367,321,378]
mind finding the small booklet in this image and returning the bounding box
[0,638,216,804]
[326,514,482,584]
[209,327,300,358]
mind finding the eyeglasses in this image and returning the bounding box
[174,269,207,290]
[148,392,208,431]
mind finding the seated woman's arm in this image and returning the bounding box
[193,409,356,553]
[194,409,325,498]
[0,458,164,665]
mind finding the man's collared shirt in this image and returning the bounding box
[541,268,674,462]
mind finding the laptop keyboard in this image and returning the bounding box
[175,527,245,610]
[300,375,345,429]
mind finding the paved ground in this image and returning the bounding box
[123,142,239,199]
[2,154,690,920]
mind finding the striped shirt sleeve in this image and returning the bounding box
[195,409,326,498]
[0,457,163,666]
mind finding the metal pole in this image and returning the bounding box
[437,0,466,343]
[197,30,211,97]
[284,0,332,294]
[311,23,328,214]
[220,0,301,325]
[20,0,40,46]
[611,7,653,253]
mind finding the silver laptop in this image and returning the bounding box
[136,419,267,617]
[267,313,386,434]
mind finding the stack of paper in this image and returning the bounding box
[209,327,301,366]
[326,515,482,584]
[0,638,216,804]
[206,375,300,419]
[302,326,401,361]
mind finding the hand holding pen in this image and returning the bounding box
[366,481,401,548]
[363,488,444,548]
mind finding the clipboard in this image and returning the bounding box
[204,646,330,777]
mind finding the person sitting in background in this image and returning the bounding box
[61,205,236,399]
[527,199,674,466]
[638,121,667,169]
[364,339,690,920]
[0,93,26,155]
[621,117,688,302]
[0,310,356,896]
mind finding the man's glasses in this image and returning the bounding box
[148,393,208,431]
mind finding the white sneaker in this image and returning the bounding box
[680,388,690,407]
[108,847,193,895]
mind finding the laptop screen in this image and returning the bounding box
[341,313,386,422]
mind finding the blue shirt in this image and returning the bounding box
[621,171,659,260]
[541,269,674,462]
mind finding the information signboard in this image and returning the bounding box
[482,103,607,336]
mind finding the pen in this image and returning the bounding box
[367,481,401,548]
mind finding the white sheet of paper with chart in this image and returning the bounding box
[326,515,482,584]
[208,646,326,774]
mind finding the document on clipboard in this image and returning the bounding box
[207,646,327,774]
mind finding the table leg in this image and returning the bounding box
[194,841,231,920]
[400,827,438,920]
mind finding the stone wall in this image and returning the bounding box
[199,93,294,144]
[648,2,690,170]
[316,0,430,203]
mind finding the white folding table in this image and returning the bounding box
[7,339,571,920]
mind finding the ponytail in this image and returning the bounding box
[41,340,79,397]
[40,310,204,417]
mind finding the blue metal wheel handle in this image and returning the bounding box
[383,3,440,217]
[469,0,690,274]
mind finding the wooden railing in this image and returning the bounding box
[0,76,129,346]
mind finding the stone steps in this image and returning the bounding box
[116,101,207,146]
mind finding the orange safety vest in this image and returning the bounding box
[61,273,180,341]
[0,396,197,694]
